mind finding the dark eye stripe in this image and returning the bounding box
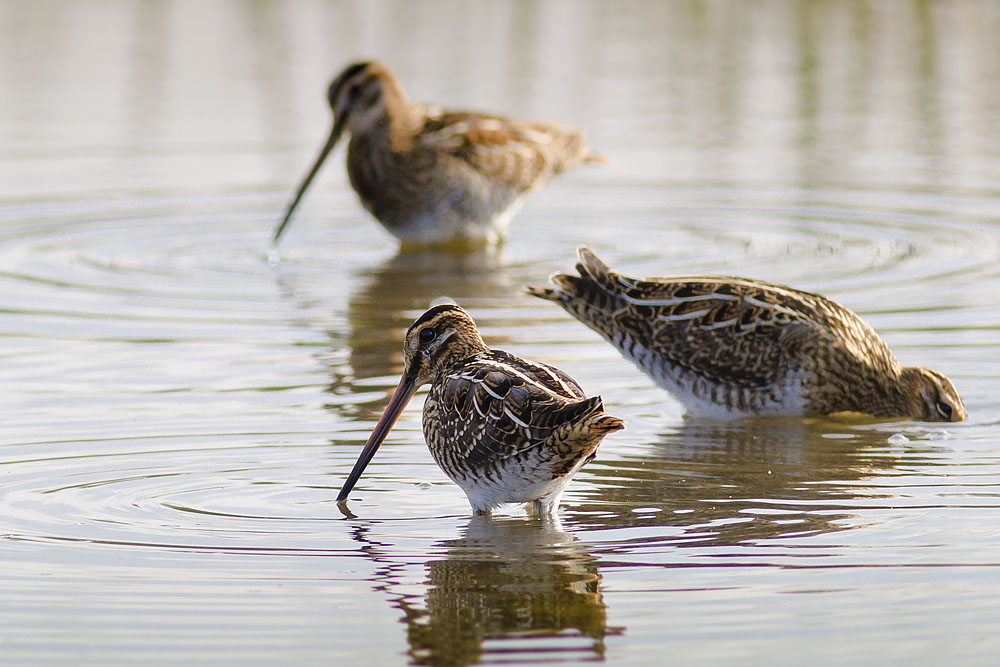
[329,62,374,102]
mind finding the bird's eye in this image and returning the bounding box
[348,83,363,99]
[419,328,436,344]
[936,401,953,419]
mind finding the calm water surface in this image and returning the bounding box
[2,1,1000,664]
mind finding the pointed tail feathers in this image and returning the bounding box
[583,152,610,165]
[590,412,626,434]
[578,395,625,434]
[525,247,624,318]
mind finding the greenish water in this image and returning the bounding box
[2,1,1000,664]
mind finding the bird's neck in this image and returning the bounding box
[433,342,489,381]
[378,83,422,152]
[852,368,920,418]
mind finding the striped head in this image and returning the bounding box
[402,304,489,387]
[326,61,405,136]
[899,367,967,422]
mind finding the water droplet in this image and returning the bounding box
[888,433,909,444]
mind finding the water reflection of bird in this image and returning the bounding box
[341,247,512,391]
[270,245,516,428]
[330,246,516,424]
[274,61,605,246]
[337,304,624,514]
[399,515,616,665]
[529,247,966,422]
[572,418,902,545]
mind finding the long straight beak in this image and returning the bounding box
[336,372,419,503]
[272,113,348,244]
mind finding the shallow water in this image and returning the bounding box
[2,1,1000,664]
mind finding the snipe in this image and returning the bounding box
[275,61,604,246]
[528,247,966,422]
[337,304,624,514]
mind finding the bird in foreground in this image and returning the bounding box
[527,247,966,422]
[274,61,605,247]
[337,304,624,514]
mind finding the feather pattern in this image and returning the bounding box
[337,304,624,514]
[527,247,966,422]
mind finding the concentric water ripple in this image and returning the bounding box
[1,178,996,565]
[4,1,1000,660]
[2,189,998,662]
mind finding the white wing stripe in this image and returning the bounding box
[657,308,710,322]
[623,293,737,307]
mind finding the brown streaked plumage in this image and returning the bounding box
[527,247,966,422]
[337,304,624,514]
[275,61,605,246]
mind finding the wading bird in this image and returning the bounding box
[275,61,604,246]
[337,304,624,514]
[528,247,966,422]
